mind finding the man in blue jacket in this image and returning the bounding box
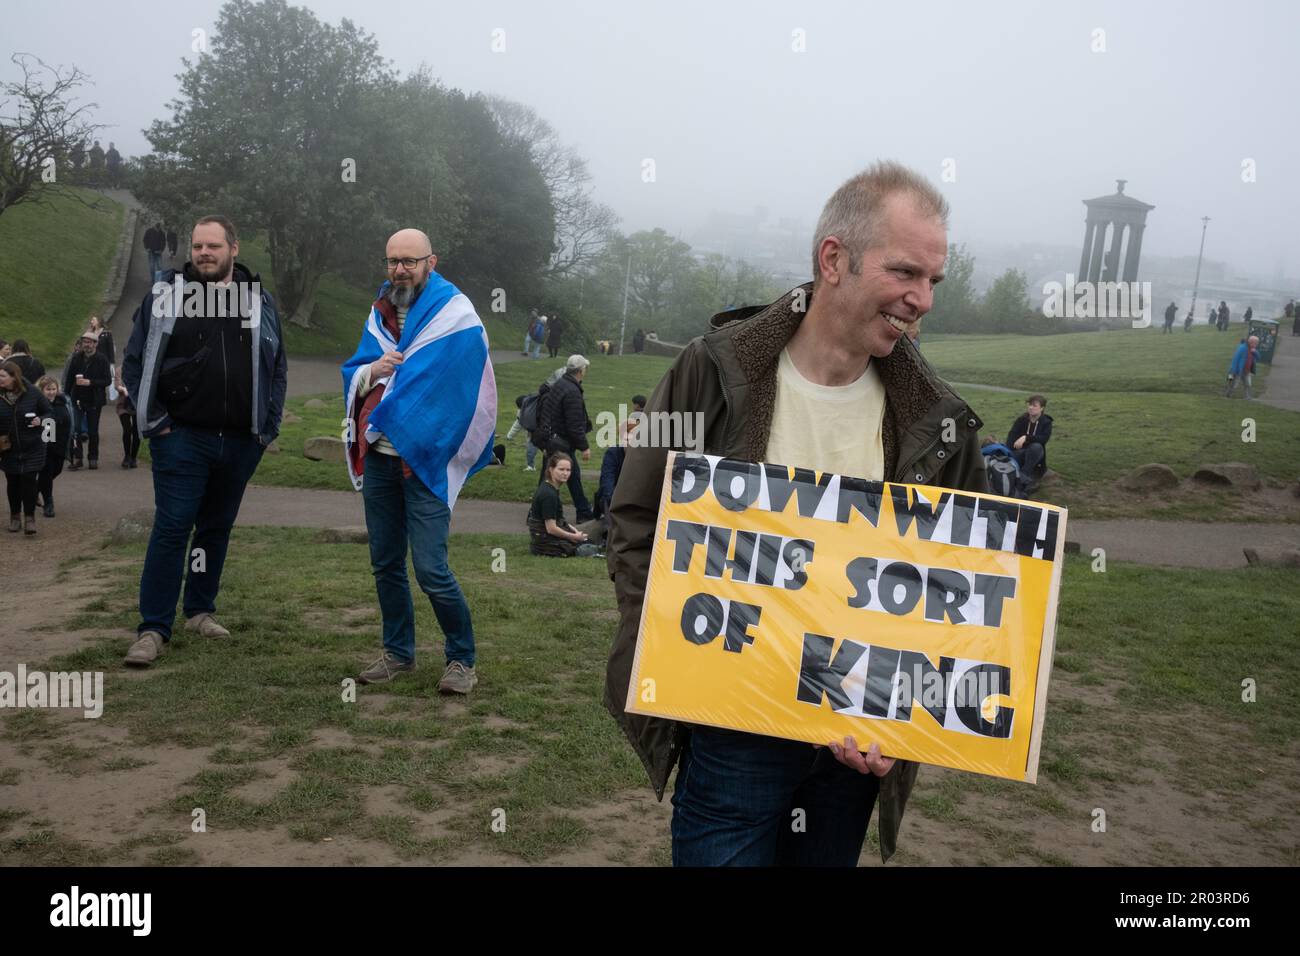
[1225,335,1259,399]
[120,215,287,667]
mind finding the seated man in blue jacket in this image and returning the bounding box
[1006,394,1052,495]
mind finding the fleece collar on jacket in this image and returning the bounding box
[705,281,949,477]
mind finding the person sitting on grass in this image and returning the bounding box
[528,451,600,557]
[1006,394,1052,496]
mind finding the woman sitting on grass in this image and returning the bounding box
[528,452,600,557]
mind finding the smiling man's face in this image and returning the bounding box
[191,222,237,282]
[827,193,948,359]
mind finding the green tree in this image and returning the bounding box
[980,267,1033,333]
[140,0,401,326]
[924,242,978,333]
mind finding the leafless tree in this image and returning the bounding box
[485,95,619,277]
[0,54,104,217]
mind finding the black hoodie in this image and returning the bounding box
[158,262,256,431]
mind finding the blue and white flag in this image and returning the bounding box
[341,273,496,509]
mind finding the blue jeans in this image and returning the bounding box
[361,450,475,666]
[147,250,162,281]
[138,426,264,640]
[671,727,879,867]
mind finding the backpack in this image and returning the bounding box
[517,383,548,434]
[984,450,1021,499]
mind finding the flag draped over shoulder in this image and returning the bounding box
[341,273,496,509]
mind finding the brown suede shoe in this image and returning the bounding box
[124,631,166,667]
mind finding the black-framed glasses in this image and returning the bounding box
[381,255,432,271]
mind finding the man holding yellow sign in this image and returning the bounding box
[605,161,1052,867]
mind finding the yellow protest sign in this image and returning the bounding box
[625,452,1067,782]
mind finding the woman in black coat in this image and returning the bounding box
[1,360,53,535]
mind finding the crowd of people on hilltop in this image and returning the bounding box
[62,139,124,188]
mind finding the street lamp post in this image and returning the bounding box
[618,252,631,356]
[1189,216,1210,327]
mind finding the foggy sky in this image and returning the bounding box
[6,0,1297,279]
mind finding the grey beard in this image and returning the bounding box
[386,279,425,309]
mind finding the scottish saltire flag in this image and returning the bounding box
[341,273,496,509]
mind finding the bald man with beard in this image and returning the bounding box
[345,229,497,695]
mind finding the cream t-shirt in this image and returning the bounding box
[763,347,886,481]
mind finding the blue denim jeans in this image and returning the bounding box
[138,426,264,640]
[671,726,879,867]
[361,450,475,666]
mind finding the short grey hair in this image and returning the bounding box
[566,354,590,371]
[811,161,949,286]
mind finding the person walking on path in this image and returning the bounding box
[143,223,167,282]
[87,314,115,366]
[34,375,73,517]
[1,361,52,535]
[87,140,104,185]
[1225,335,1260,399]
[63,330,111,470]
[605,161,989,868]
[533,353,595,522]
[115,366,140,468]
[342,228,496,695]
[1217,300,1230,331]
[105,142,122,188]
[166,226,179,261]
[546,313,565,359]
[632,328,646,354]
[120,214,288,668]
[6,340,45,383]
[1286,299,1297,336]
[524,308,539,355]
[1163,301,1177,333]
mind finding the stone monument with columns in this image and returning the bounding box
[1078,179,1155,285]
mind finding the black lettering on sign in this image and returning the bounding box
[896,650,956,726]
[836,476,884,526]
[878,562,924,615]
[671,454,712,503]
[845,557,879,608]
[680,593,725,645]
[723,601,762,653]
[713,458,761,512]
[665,520,707,572]
[924,568,971,625]
[1013,506,1059,559]
[754,533,781,587]
[796,633,866,711]
[892,486,948,541]
[764,464,833,518]
[704,525,731,578]
[974,574,1017,627]
[781,538,815,590]
[861,644,901,718]
[977,499,1020,551]
[725,530,757,582]
[954,664,1013,738]
[948,494,977,549]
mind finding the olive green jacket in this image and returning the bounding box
[603,283,989,862]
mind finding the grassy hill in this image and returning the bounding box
[920,326,1279,396]
[0,188,124,361]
